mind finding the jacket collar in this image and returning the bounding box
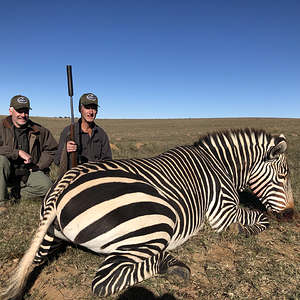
[78,118,97,132]
[2,116,39,133]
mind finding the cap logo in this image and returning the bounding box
[86,94,96,101]
[17,97,28,104]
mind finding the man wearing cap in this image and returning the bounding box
[54,93,112,174]
[0,95,58,208]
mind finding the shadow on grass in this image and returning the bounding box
[117,286,177,300]
[22,261,48,299]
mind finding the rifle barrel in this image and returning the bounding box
[66,65,74,96]
[66,65,75,125]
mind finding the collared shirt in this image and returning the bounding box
[78,125,110,163]
[14,125,31,153]
[54,119,112,167]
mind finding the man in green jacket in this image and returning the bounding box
[0,95,58,208]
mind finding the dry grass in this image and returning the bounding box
[0,117,300,300]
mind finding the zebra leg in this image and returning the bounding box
[227,222,245,234]
[33,222,64,263]
[214,189,270,236]
[227,209,269,236]
[158,251,190,280]
[92,251,190,297]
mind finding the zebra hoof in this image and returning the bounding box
[227,222,245,234]
[166,265,191,281]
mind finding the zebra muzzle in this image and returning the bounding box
[267,208,295,222]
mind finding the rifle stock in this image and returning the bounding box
[69,123,77,168]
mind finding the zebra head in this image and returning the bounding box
[248,134,294,221]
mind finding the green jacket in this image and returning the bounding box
[0,116,58,172]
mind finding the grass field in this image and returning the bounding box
[0,117,300,300]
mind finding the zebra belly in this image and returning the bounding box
[57,192,177,254]
[54,228,72,242]
[167,221,205,250]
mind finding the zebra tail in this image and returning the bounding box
[1,207,57,300]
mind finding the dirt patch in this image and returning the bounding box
[1,260,93,300]
[136,142,144,148]
[28,265,91,300]
[110,143,118,150]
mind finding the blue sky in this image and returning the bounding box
[0,0,299,119]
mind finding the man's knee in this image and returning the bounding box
[0,156,11,184]
[23,171,53,198]
[35,173,53,196]
[43,177,53,192]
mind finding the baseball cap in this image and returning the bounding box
[10,95,32,110]
[79,93,99,107]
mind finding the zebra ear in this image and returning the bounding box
[268,140,287,159]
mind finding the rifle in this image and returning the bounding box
[66,65,77,168]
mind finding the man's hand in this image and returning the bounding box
[29,165,40,172]
[19,150,32,164]
[67,141,77,153]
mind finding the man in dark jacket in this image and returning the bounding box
[54,93,112,176]
[0,95,58,207]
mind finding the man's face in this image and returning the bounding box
[80,104,98,123]
[9,107,29,128]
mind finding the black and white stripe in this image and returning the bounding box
[2,128,294,299]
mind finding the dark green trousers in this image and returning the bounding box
[0,156,53,202]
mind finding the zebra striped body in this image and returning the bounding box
[1,129,294,299]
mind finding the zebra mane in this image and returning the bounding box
[193,128,275,148]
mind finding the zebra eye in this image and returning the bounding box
[278,173,286,180]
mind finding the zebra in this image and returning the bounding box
[1,128,294,299]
